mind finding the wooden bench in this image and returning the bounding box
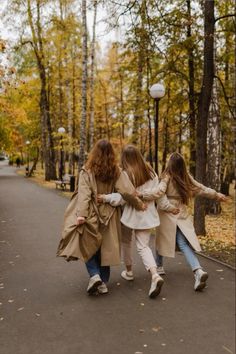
[55,174,71,191]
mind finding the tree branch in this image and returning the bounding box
[214,75,235,120]
[215,13,236,23]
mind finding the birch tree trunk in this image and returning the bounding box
[88,0,97,151]
[206,78,221,214]
[78,0,88,171]
[194,0,215,235]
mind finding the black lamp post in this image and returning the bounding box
[58,127,65,180]
[149,83,165,175]
[25,140,30,176]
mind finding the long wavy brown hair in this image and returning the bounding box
[85,139,120,183]
[121,145,155,187]
[163,152,196,205]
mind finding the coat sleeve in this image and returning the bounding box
[189,174,218,199]
[115,171,144,210]
[141,175,169,201]
[76,170,92,217]
[103,193,126,206]
[157,194,176,212]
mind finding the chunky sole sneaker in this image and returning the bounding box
[121,270,134,281]
[98,282,109,294]
[87,274,102,294]
[157,266,166,275]
[194,270,208,291]
[149,275,164,299]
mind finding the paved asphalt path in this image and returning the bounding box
[0,161,235,354]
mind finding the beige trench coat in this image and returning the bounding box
[142,175,218,258]
[57,168,143,266]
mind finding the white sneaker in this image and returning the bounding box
[149,274,164,298]
[87,274,102,294]
[98,282,109,294]
[157,266,166,275]
[121,270,134,281]
[194,269,208,291]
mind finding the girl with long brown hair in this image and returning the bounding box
[57,140,145,295]
[142,152,227,291]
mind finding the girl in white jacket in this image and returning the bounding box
[98,145,178,298]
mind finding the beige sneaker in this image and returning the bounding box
[121,270,134,281]
[149,274,164,298]
[194,269,208,291]
[87,274,102,294]
[98,282,109,294]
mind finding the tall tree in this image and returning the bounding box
[88,0,98,150]
[27,0,57,180]
[194,0,215,235]
[78,0,88,171]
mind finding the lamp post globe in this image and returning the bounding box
[149,83,165,174]
[58,127,66,134]
[149,83,165,99]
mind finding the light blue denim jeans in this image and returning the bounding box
[156,227,201,271]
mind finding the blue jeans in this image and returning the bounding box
[156,227,201,271]
[85,249,110,283]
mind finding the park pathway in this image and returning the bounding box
[0,160,235,354]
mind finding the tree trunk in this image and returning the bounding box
[206,78,221,214]
[27,0,56,181]
[187,0,196,176]
[88,0,97,151]
[78,0,88,171]
[194,0,215,235]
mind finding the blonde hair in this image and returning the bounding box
[121,145,155,187]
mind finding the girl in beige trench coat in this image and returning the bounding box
[140,152,227,291]
[57,140,145,295]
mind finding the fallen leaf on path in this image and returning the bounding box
[35,313,40,317]
[143,344,147,347]
[17,307,24,311]
[8,299,14,303]
[0,317,4,321]
[161,343,166,346]
[152,326,162,332]
[140,303,145,306]
[116,283,120,286]
[216,269,223,272]
[222,345,233,354]
[23,289,27,292]
[162,297,166,301]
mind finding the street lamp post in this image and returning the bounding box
[149,83,165,174]
[25,140,30,176]
[58,127,66,180]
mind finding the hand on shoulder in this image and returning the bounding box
[216,193,227,202]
